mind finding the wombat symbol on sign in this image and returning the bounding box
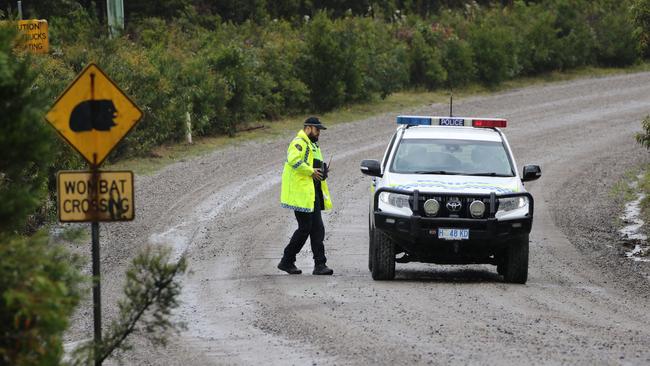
[69,100,118,132]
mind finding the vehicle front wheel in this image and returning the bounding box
[502,234,529,284]
[371,229,395,280]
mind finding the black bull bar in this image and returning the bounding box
[373,187,534,238]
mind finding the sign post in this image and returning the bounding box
[45,63,142,366]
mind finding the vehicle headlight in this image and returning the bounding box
[469,200,486,218]
[423,199,440,216]
[379,192,413,215]
[496,196,529,219]
[380,192,411,208]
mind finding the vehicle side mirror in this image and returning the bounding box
[522,165,541,182]
[360,159,382,177]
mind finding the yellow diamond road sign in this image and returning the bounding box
[45,63,143,166]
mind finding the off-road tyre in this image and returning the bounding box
[371,229,395,280]
[496,261,506,276]
[503,234,529,284]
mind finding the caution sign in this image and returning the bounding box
[17,19,49,54]
[45,63,143,166]
[57,171,134,222]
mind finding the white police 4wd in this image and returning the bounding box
[360,116,541,283]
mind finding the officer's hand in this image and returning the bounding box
[312,168,323,181]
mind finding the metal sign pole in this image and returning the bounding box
[90,71,102,365]
[17,1,22,19]
[91,219,101,365]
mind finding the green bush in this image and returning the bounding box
[632,0,650,56]
[469,20,517,86]
[591,2,640,66]
[10,0,645,167]
[637,115,650,149]
[299,13,348,111]
[408,27,447,89]
[442,36,475,88]
[0,232,83,365]
[551,0,596,69]
[0,26,55,233]
[258,21,310,116]
[511,3,562,74]
[355,18,409,98]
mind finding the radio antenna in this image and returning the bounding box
[449,93,453,117]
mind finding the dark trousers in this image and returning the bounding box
[282,200,326,265]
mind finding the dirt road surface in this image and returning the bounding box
[67,73,650,365]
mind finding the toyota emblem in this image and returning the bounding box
[446,199,462,212]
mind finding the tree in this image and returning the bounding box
[71,247,187,365]
[0,25,54,233]
[632,0,650,56]
[0,232,83,365]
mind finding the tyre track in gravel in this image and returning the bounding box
[68,73,650,365]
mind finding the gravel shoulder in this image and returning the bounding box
[65,73,650,365]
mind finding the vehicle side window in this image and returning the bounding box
[381,131,398,170]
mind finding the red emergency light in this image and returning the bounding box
[472,119,507,128]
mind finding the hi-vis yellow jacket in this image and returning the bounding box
[281,129,332,212]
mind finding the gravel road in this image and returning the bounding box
[67,73,650,365]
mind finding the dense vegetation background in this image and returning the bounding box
[1,0,646,164]
[1,1,650,363]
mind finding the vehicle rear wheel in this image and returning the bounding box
[371,229,395,280]
[503,234,529,284]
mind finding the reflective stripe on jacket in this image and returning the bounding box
[280,129,333,212]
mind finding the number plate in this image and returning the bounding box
[438,228,469,240]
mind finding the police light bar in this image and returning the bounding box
[396,116,507,128]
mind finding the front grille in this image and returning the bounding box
[412,194,493,219]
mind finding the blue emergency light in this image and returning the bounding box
[396,116,432,125]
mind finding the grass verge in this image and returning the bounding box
[109,62,650,176]
[611,164,650,233]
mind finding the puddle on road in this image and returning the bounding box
[618,175,650,262]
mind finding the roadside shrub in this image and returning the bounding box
[299,13,347,111]
[209,44,271,135]
[468,21,517,86]
[408,28,447,89]
[511,3,562,74]
[258,21,310,116]
[551,0,596,69]
[0,232,83,365]
[0,26,55,233]
[355,19,409,98]
[442,36,476,88]
[636,115,650,149]
[591,3,640,66]
[632,0,650,56]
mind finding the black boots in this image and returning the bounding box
[277,260,302,274]
[312,264,334,275]
[278,261,333,275]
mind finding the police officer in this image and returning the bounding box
[278,117,334,275]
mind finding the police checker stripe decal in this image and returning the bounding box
[281,203,312,212]
[390,180,519,194]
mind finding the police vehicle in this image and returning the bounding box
[360,116,541,283]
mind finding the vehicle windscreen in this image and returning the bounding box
[390,138,514,176]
